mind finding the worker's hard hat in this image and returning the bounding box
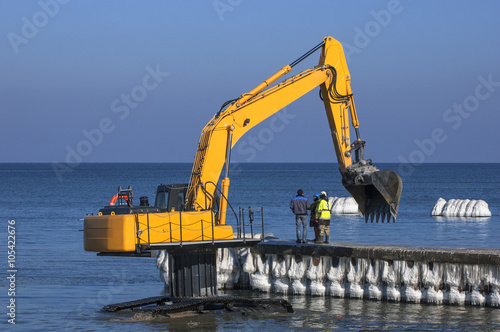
[314,193,320,198]
[320,191,327,197]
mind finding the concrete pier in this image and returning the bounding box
[252,238,500,265]
[157,237,500,308]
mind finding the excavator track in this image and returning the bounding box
[101,296,294,317]
[101,296,171,312]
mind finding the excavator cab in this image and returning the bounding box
[155,184,188,212]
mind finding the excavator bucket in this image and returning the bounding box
[343,168,402,223]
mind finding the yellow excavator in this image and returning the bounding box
[84,36,402,253]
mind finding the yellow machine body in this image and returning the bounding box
[84,210,233,252]
[84,36,403,253]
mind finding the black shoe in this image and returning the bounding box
[302,240,308,244]
[323,241,328,243]
[296,240,301,243]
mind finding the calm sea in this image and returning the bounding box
[1,163,499,331]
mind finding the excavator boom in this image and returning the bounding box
[83,36,403,255]
[187,36,402,222]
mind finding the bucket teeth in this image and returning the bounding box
[383,205,390,223]
[343,168,402,224]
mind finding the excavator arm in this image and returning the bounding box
[83,36,403,254]
[186,36,402,223]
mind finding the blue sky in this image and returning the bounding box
[1,0,499,164]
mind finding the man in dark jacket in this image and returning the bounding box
[290,189,310,243]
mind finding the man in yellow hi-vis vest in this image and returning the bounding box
[315,191,331,243]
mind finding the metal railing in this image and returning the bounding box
[134,206,264,249]
[238,206,265,242]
